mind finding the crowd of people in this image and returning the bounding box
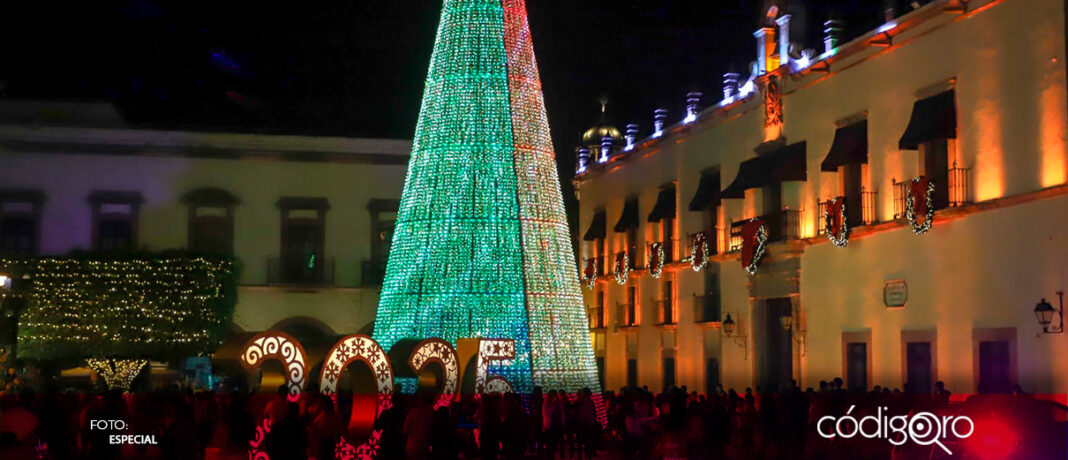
[0,375,1057,459]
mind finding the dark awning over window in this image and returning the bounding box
[583,210,606,241]
[721,142,807,198]
[613,198,639,232]
[898,90,956,150]
[688,171,722,211]
[821,120,868,172]
[647,188,677,222]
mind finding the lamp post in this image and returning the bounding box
[1034,292,1064,334]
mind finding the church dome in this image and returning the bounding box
[582,124,622,146]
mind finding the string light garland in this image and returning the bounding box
[648,243,665,279]
[582,259,598,289]
[371,0,604,424]
[905,177,935,234]
[741,220,768,275]
[613,251,629,285]
[824,197,849,247]
[690,233,711,272]
[86,358,147,391]
[3,253,236,362]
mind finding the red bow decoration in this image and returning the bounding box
[648,242,664,278]
[827,196,845,232]
[740,219,767,273]
[583,258,596,281]
[691,232,709,271]
[909,176,932,219]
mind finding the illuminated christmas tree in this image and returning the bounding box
[373,0,603,408]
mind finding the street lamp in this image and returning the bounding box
[723,313,737,336]
[721,313,748,360]
[1034,292,1064,334]
[780,311,807,357]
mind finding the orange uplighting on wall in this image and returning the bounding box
[973,75,1005,202]
[1040,82,1067,187]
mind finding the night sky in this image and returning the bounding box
[0,0,884,174]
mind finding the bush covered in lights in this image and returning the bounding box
[0,252,238,362]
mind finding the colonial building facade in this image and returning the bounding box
[575,0,1068,398]
[0,100,410,357]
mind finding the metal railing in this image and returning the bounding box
[818,190,878,235]
[626,245,642,269]
[654,299,676,325]
[617,302,638,327]
[686,229,720,257]
[267,256,336,286]
[589,305,607,329]
[894,168,970,219]
[728,210,800,249]
[728,221,745,253]
[861,190,878,225]
[693,294,721,323]
[892,179,912,219]
[647,238,682,263]
[948,162,971,207]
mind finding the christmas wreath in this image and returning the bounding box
[648,242,665,279]
[613,251,630,285]
[905,176,935,234]
[690,232,712,272]
[824,197,849,247]
[740,219,768,275]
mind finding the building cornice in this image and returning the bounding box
[0,125,412,165]
[573,0,997,182]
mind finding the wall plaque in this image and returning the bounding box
[884,280,908,308]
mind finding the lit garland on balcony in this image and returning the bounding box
[648,242,665,279]
[740,220,768,275]
[4,253,236,362]
[86,358,147,392]
[613,251,629,285]
[371,0,603,421]
[905,177,935,234]
[824,197,849,247]
[690,233,711,272]
[582,259,598,289]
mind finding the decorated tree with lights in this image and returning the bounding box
[373,0,603,415]
[4,253,237,391]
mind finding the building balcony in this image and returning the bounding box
[267,256,336,287]
[653,299,676,327]
[616,302,638,328]
[686,229,720,258]
[893,167,971,219]
[649,238,682,263]
[693,293,721,324]
[728,209,801,251]
[588,305,607,330]
[817,190,878,235]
